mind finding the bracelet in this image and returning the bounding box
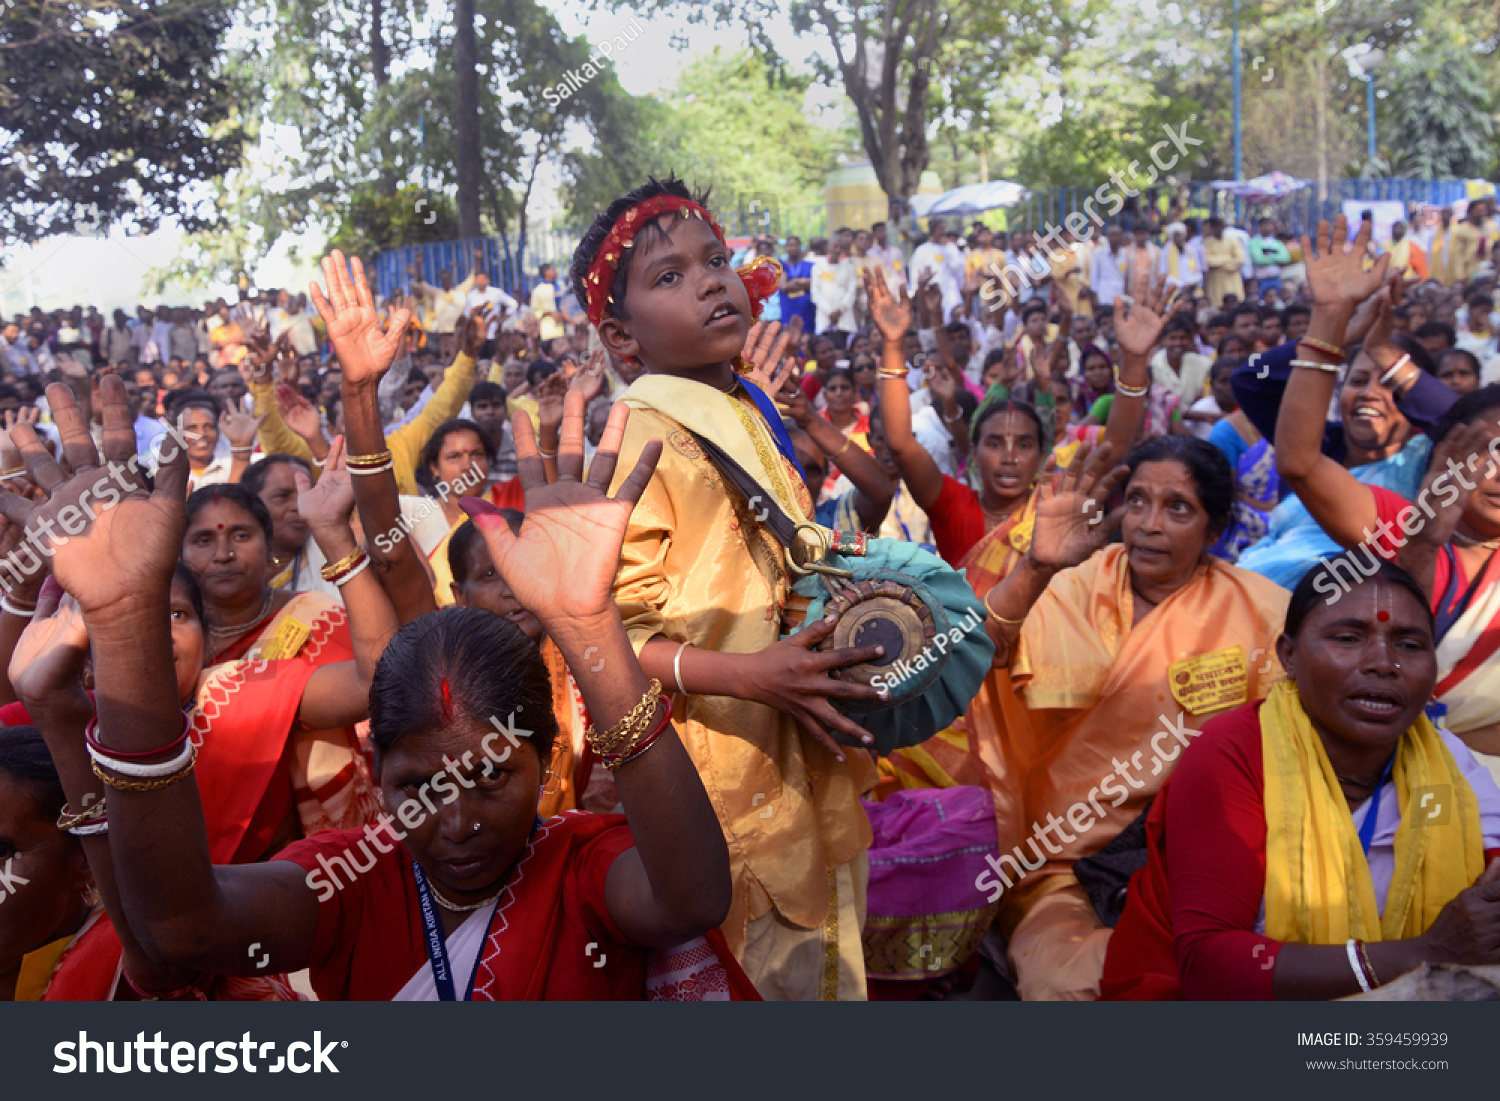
[347,460,394,476]
[1355,939,1381,987]
[1114,380,1149,398]
[91,744,197,792]
[69,820,109,837]
[57,797,108,832]
[829,437,854,460]
[84,713,191,762]
[320,545,366,581]
[230,445,254,454]
[585,679,664,758]
[1299,336,1344,359]
[984,593,1025,628]
[672,642,689,695]
[344,449,393,470]
[601,697,673,771]
[88,734,196,779]
[878,367,909,380]
[332,554,371,587]
[536,446,559,459]
[1290,358,1342,373]
[1378,354,1413,388]
[1346,938,1373,994]
[1,594,36,618]
[0,467,26,478]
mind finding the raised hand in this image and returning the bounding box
[309,250,412,388]
[1114,271,1179,360]
[459,390,662,632]
[862,265,911,343]
[1302,215,1391,311]
[740,317,801,395]
[293,435,354,530]
[0,379,188,617]
[1027,441,1130,570]
[219,408,266,450]
[569,349,608,405]
[275,384,326,444]
[929,361,959,405]
[458,305,492,360]
[777,373,811,426]
[243,330,276,383]
[9,588,90,705]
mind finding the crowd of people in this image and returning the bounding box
[3,180,1500,1005]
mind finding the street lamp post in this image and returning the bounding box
[1346,47,1385,167]
[1232,0,1243,181]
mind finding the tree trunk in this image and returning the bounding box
[372,0,395,199]
[1311,53,1328,202]
[454,0,482,239]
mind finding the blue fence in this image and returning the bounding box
[374,178,1470,298]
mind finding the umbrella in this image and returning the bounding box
[1210,173,1312,203]
[911,180,1030,219]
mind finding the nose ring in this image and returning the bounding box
[472,822,481,833]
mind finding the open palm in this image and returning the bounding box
[1302,215,1390,309]
[1028,441,1130,570]
[10,591,90,704]
[309,250,411,386]
[0,380,187,616]
[862,265,911,342]
[461,391,661,627]
[1113,270,1178,359]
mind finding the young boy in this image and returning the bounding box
[573,177,886,999]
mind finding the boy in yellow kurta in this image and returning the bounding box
[573,178,888,999]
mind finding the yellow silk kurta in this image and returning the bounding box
[609,374,876,957]
[1203,236,1245,305]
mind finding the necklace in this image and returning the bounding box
[208,592,274,639]
[427,883,504,913]
[1452,532,1500,550]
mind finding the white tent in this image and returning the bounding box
[910,180,1030,219]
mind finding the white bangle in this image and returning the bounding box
[1290,359,1341,373]
[347,461,394,476]
[69,821,109,837]
[1379,354,1413,388]
[87,736,196,779]
[333,555,372,587]
[1,595,36,618]
[672,641,689,696]
[1346,939,1372,993]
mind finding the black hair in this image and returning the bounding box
[526,359,558,388]
[823,367,857,392]
[971,397,1044,447]
[173,561,207,628]
[1229,303,1261,323]
[569,174,706,326]
[415,418,496,496]
[367,607,558,768]
[1209,356,1238,380]
[1469,293,1495,310]
[447,512,522,585]
[1207,312,1232,330]
[1437,348,1483,381]
[0,725,67,824]
[944,321,970,338]
[162,388,221,423]
[1433,383,1500,445]
[982,348,1009,371]
[1284,304,1311,322]
[1020,299,1048,320]
[810,333,836,353]
[1414,321,1457,349]
[1285,555,1433,639]
[185,482,273,544]
[469,380,506,406]
[1123,435,1234,534]
[240,453,313,499]
[1162,314,1197,337]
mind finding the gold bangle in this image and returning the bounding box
[1115,380,1149,398]
[57,798,108,831]
[829,437,854,460]
[319,545,366,581]
[878,368,909,380]
[1298,336,1344,359]
[984,593,1025,628]
[91,746,197,792]
[345,449,394,469]
[585,679,663,757]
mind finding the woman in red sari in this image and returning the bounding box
[32,370,752,1000]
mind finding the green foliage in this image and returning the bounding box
[0,0,248,245]
[563,49,840,222]
[1385,35,1496,179]
[330,185,462,258]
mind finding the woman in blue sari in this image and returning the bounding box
[1229,284,1453,588]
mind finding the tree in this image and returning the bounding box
[0,0,247,245]
[618,0,1077,210]
[1384,33,1496,179]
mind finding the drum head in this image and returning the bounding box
[823,579,936,692]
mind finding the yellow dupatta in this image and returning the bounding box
[1260,680,1486,944]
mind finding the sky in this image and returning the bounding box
[2,3,837,312]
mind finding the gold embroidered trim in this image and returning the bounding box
[821,867,841,1001]
[726,392,798,522]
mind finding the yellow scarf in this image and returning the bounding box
[1261,680,1485,944]
[620,374,806,522]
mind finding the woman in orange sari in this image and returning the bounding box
[978,434,1288,1000]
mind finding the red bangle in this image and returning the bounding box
[84,713,192,762]
[601,697,673,770]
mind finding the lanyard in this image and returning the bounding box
[1356,753,1398,858]
[411,862,494,1002]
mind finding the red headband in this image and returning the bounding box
[584,196,783,329]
